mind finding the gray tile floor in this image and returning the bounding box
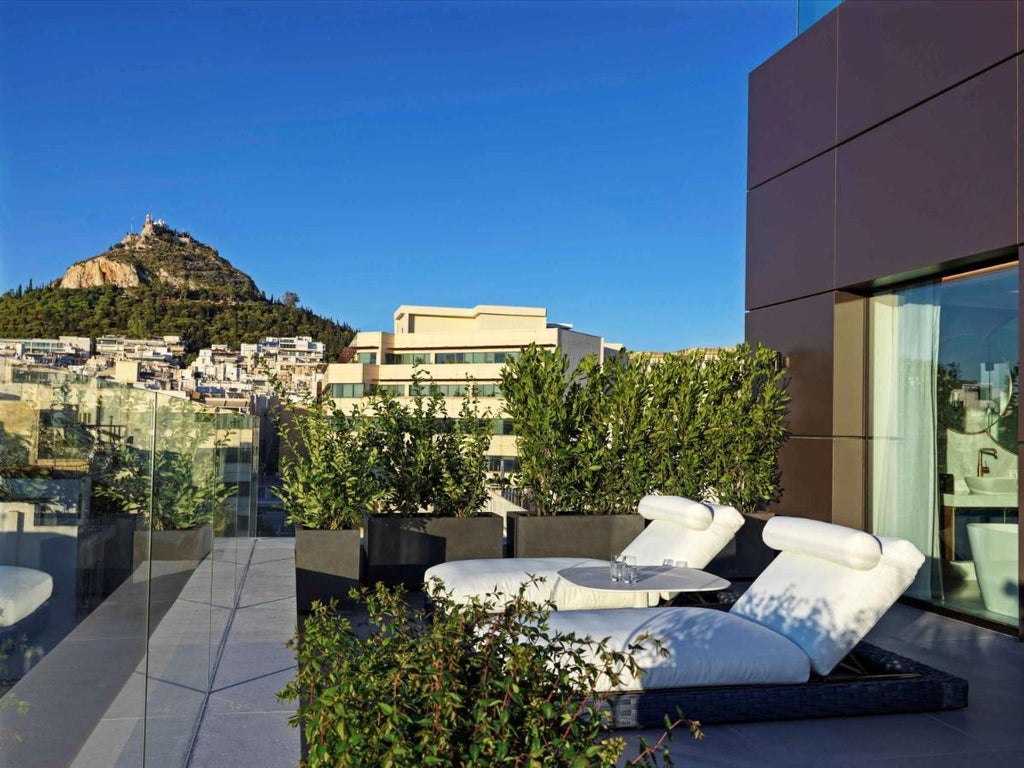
[186,540,1024,768]
[188,539,299,768]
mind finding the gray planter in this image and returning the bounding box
[705,512,777,581]
[295,528,363,612]
[132,522,213,570]
[364,513,504,588]
[505,512,645,559]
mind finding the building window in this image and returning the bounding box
[356,352,377,364]
[435,351,520,365]
[869,262,1019,626]
[377,384,406,396]
[331,383,365,398]
[383,352,431,365]
[492,419,514,435]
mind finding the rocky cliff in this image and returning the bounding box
[59,255,144,289]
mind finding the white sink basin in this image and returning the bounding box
[964,476,1018,495]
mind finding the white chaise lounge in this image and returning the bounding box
[0,565,53,629]
[544,516,926,693]
[425,495,744,610]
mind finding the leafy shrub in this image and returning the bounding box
[501,343,788,515]
[280,582,697,767]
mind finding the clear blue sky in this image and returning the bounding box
[0,0,793,352]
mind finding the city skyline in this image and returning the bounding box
[0,0,793,352]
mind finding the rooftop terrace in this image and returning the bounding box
[176,539,1023,768]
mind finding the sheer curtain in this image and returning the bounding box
[871,283,942,599]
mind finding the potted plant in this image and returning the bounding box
[501,344,788,566]
[361,376,503,588]
[278,395,382,611]
[279,582,694,767]
[500,345,645,558]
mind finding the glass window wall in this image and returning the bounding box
[869,263,1019,628]
[0,376,256,766]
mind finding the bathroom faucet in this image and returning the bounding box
[977,447,998,477]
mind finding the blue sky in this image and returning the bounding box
[0,0,793,352]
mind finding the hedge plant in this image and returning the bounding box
[280,583,698,767]
[501,343,788,515]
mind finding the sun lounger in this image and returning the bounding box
[425,495,744,610]
[543,516,968,724]
[0,564,53,629]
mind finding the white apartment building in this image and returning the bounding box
[240,336,324,365]
[325,305,609,474]
[95,335,186,362]
[0,336,92,363]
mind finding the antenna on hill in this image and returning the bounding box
[129,216,134,234]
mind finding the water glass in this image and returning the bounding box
[610,554,625,582]
[623,555,638,584]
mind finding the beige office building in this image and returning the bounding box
[325,305,609,474]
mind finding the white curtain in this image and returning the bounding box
[871,284,941,599]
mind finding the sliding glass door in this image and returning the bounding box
[869,263,1019,627]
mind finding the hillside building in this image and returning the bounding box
[325,305,610,474]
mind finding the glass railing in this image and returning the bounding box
[0,374,257,767]
[797,0,842,34]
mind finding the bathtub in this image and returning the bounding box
[966,523,1019,619]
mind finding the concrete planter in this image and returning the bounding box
[132,522,213,570]
[705,512,776,580]
[295,528,363,612]
[364,513,504,588]
[505,512,645,559]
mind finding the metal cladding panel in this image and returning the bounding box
[837,0,1017,143]
[746,151,836,311]
[745,293,835,439]
[748,11,837,188]
[764,436,834,522]
[836,60,1017,288]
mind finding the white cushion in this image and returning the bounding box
[424,558,659,610]
[730,521,924,675]
[546,606,810,692]
[762,516,882,570]
[622,503,744,569]
[0,565,53,627]
[637,495,713,530]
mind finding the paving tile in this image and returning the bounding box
[225,599,296,644]
[206,642,296,714]
[188,712,299,768]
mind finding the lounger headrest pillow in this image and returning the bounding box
[762,516,882,570]
[636,495,713,531]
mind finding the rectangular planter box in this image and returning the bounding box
[132,522,213,570]
[365,513,504,588]
[295,528,363,612]
[705,512,777,581]
[505,512,645,559]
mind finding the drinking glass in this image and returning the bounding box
[610,554,625,582]
[623,555,638,584]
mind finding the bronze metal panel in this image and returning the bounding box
[837,0,1017,143]
[764,436,833,522]
[748,12,836,188]
[746,151,835,310]
[836,60,1017,288]
[746,292,835,439]
[832,437,867,531]
[833,293,867,438]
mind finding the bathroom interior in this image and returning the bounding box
[870,262,1020,628]
[934,265,1019,624]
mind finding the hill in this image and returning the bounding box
[0,216,355,360]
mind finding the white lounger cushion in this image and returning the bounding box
[622,501,744,568]
[0,565,53,627]
[636,495,713,529]
[730,517,925,676]
[426,558,658,610]
[546,606,810,692]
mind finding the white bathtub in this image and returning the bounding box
[966,523,1019,619]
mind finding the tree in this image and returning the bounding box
[282,291,299,308]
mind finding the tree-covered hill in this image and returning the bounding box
[0,217,355,360]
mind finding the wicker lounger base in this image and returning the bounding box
[603,642,969,728]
